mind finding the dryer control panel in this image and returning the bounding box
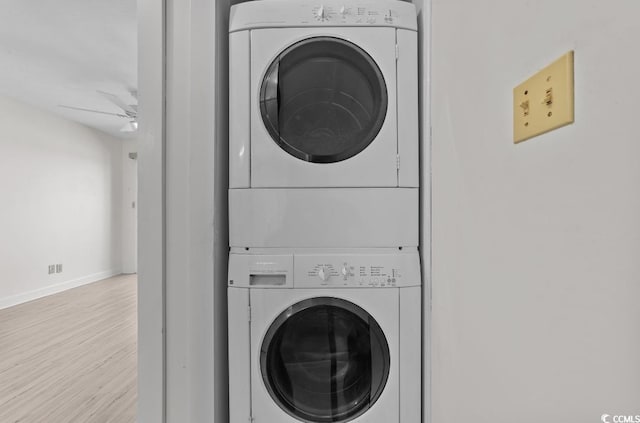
[311,4,399,25]
[230,1,417,32]
[228,250,421,288]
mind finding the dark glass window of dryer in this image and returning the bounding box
[260,37,388,163]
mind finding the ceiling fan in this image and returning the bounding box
[59,90,138,132]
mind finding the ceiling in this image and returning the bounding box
[0,0,137,139]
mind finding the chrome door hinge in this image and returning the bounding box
[395,44,399,60]
[248,416,255,423]
[396,155,400,169]
[247,305,252,322]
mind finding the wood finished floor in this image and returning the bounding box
[0,274,137,423]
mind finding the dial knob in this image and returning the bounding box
[339,6,346,15]
[317,5,325,19]
[318,266,330,281]
[341,266,349,277]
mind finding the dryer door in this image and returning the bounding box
[260,297,390,423]
[250,27,398,188]
[260,37,388,164]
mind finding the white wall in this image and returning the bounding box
[430,1,640,421]
[164,0,229,421]
[0,95,124,309]
[163,0,217,418]
[137,0,165,421]
[138,0,231,421]
[121,140,138,274]
[411,2,432,422]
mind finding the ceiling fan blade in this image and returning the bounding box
[97,90,137,116]
[58,104,128,118]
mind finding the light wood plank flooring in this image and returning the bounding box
[0,274,137,423]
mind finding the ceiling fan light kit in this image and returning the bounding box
[120,121,138,133]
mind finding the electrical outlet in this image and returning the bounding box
[56,264,63,273]
[48,265,56,274]
[513,51,574,143]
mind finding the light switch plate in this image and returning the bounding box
[514,51,574,143]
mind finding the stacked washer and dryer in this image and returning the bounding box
[228,1,421,422]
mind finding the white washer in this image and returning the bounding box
[228,248,421,423]
[229,0,419,189]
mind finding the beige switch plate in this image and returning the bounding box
[513,51,574,143]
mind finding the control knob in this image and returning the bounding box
[316,5,326,19]
[318,266,331,282]
[384,9,394,23]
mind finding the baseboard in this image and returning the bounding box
[0,269,122,310]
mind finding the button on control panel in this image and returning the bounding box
[296,253,420,288]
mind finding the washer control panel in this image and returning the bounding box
[228,251,420,288]
[295,253,420,288]
[230,1,417,32]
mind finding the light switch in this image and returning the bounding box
[513,51,574,143]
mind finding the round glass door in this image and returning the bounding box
[260,37,388,163]
[260,297,390,423]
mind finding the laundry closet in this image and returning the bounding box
[227,1,423,422]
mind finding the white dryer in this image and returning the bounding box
[228,248,421,423]
[229,0,419,189]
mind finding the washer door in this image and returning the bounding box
[260,297,390,423]
[260,37,388,164]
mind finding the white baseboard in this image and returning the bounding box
[0,269,122,310]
